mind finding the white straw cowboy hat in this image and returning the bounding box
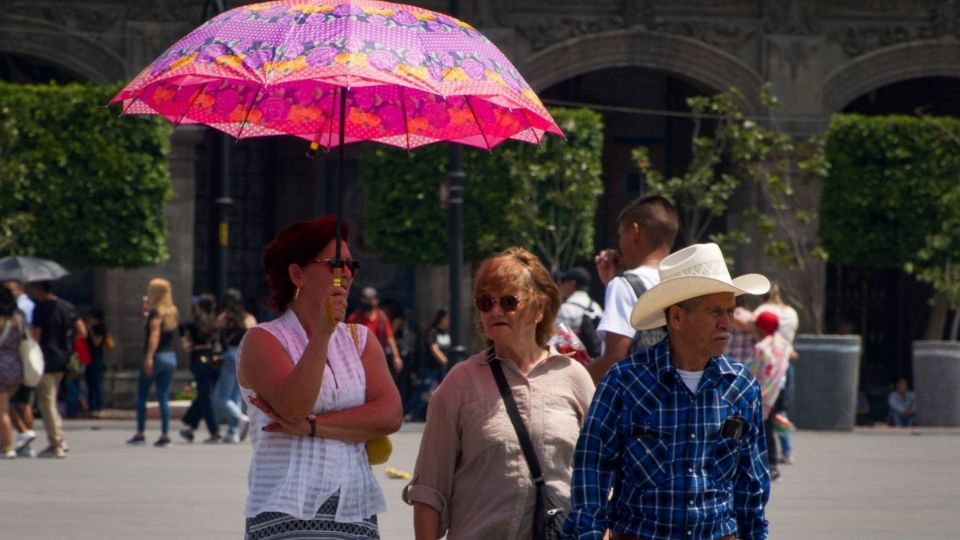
[630,243,770,330]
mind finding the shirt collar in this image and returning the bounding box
[653,337,737,383]
[484,346,563,364]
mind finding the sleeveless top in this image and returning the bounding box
[238,310,386,522]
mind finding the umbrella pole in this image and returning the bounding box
[332,86,348,289]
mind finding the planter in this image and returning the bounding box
[792,334,861,431]
[912,341,960,427]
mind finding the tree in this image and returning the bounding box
[633,85,828,331]
[821,113,960,339]
[0,82,173,268]
[502,108,604,273]
[360,107,604,272]
[0,107,31,252]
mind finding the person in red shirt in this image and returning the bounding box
[348,287,402,376]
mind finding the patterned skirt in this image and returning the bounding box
[245,493,379,540]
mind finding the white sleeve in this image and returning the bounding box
[557,302,582,330]
[596,277,637,340]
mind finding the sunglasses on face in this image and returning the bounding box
[314,257,361,274]
[475,294,523,313]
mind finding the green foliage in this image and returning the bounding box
[632,84,827,268]
[822,113,960,308]
[360,108,604,271]
[0,82,173,268]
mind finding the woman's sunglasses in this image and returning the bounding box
[475,294,522,313]
[315,257,361,274]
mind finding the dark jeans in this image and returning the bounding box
[765,393,785,473]
[403,368,443,420]
[85,358,103,412]
[182,356,221,436]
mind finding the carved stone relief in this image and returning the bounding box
[762,0,821,35]
[515,1,755,55]
[828,0,960,57]
[5,3,122,33]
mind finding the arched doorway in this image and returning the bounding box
[538,67,719,254]
[828,76,960,420]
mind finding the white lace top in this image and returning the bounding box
[238,310,386,521]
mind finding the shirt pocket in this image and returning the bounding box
[708,436,741,484]
[623,420,670,489]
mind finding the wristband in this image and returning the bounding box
[307,415,317,438]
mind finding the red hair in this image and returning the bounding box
[261,216,349,313]
[473,247,561,347]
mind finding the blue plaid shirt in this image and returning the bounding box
[564,339,770,540]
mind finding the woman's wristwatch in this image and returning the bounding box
[307,415,317,438]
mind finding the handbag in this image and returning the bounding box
[198,338,225,366]
[16,318,44,388]
[488,349,568,540]
[347,324,393,465]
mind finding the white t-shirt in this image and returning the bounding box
[597,266,660,341]
[753,303,799,344]
[557,290,602,331]
[676,368,704,394]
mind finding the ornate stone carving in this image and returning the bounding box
[5,3,122,33]
[516,15,631,51]
[653,20,756,51]
[762,0,821,35]
[515,1,757,54]
[829,25,931,57]
[828,0,960,57]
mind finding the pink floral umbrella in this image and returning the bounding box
[111,0,562,282]
[110,0,561,151]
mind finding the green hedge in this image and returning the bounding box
[0,82,173,268]
[359,107,604,270]
[820,114,960,269]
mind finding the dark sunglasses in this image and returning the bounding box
[475,294,523,313]
[315,257,361,274]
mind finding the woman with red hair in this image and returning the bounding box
[237,216,402,539]
[404,247,595,539]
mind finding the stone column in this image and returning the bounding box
[100,126,204,408]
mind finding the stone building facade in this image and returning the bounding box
[3,0,958,405]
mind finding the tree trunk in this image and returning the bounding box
[926,291,949,340]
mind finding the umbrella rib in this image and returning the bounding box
[464,95,492,151]
[173,83,209,128]
[399,86,411,151]
[520,109,543,146]
[119,94,141,116]
[236,84,265,140]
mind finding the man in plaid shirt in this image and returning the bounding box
[566,243,771,540]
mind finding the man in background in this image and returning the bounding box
[588,195,678,383]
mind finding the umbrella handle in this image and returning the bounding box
[325,267,345,326]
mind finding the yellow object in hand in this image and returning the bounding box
[365,436,393,465]
[384,466,411,480]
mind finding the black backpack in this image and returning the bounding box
[620,273,667,354]
[575,308,603,359]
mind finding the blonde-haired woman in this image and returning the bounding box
[128,278,180,447]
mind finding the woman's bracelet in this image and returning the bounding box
[307,415,317,438]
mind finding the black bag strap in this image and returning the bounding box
[487,348,545,486]
[620,273,648,299]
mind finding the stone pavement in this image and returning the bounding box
[0,420,957,539]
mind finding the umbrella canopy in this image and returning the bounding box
[110,0,562,151]
[0,256,70,283]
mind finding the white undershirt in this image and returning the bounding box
[676,368,704,394]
